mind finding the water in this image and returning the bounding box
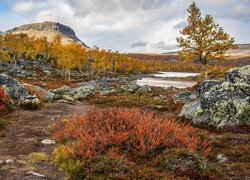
[153,71,200,78]
[136,72,199,88]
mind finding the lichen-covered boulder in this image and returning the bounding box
[50,86,72,95]
[119,84,141,93]
[225,65,250,84]
[73,86,94,100]
[179,65,250,128]
[0,74,29,99]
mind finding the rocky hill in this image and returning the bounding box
[5,21,89,48]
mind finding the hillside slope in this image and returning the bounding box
[5,21,89,48]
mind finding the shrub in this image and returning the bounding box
[0,86,12,114]
[53,108,211,178]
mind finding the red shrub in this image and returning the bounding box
[0,87,9,112]
[54,108,209,161]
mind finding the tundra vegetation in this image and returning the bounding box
[0,2,249,180]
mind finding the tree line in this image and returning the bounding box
[0,33,141,81]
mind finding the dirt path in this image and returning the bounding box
[0,101,92,180]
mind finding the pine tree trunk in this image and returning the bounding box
[204,63,207,80]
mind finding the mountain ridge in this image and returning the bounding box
[5,21,89,48]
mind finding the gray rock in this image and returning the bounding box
[225,65,250,84]
[41,139,56,145]
[172,91,197,104]
[73,86,94,100]
[119,84,141,93]
[62,95,75,102]
[0,74,29,99]
[217,154,228,163]
[179,65,250,128]
[179,100,202,120]
[138,85,152,93]
[51,86,72,95]
[196,80,222,96]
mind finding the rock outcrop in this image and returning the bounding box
[179,65,250,128]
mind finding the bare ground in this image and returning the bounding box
[0,101,92,180]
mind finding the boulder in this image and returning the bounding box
[225,65,250,84]
[73,86,94,100]
[138,85,152,93]
[0,74,29,99]
[179,65,250,128]
[172,91,197,104]
[19,95,41,109]
[50,86,72,95]
[119,84,141,93]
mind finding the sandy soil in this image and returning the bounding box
[0,101,92,180]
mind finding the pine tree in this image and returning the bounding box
[177,2,237,79]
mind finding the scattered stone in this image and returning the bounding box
[41,139,56,145]
[27,171,45,178]
[217,154,228,163]
[5,159,14,164]
[0,160,4,164]
[51,86,72,95]
[62,95,75,102]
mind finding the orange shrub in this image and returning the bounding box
[54,108,209,160]
[0,86,10,112]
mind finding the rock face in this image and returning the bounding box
[6,21,89,48]
[179,65,250,128]
[0,74,29,99]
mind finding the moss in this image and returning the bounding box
[30,152,48,161]
[0,118,9,129]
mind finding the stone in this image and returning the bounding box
[0,74,29,100]
[28,171,45,177]
[138,85,152,93]
[51,86,72,95]
[217,154,228,163]
[41,139,56,145]
[172,91,196,104]
[62,95,75,102]
[5,159,14,164]
[225,65,250,84]
[119,84,141,93]
[73,86,94,100]
[179,100,202,120]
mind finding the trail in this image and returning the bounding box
[0,101,92,180]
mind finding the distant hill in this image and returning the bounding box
[5,21,89,48]
[163,44,250,57]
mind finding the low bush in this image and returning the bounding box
[0,86,12,114]
[53,108,211,179]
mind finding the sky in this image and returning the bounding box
[0,0,250,53]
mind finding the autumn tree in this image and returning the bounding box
[57,43,87,82]
[177,2,237,79]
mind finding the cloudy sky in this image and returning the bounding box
[0,0,250,53]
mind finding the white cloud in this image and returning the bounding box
[12,1,35,13]
[4,0,250,53]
